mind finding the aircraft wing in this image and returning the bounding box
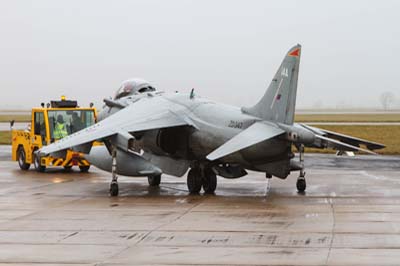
[299,123,385,153]
[39,97,193,156]
[206,122,285,161]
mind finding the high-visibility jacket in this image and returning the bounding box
[53,122,68,139]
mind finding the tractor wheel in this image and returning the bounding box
[17,147,30,170]
[33,153,46,172]
[79,165,90,173]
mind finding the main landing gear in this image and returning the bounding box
[296,144,306,193]
[187,165,217,194]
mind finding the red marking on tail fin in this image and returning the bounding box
[288,48,300,57]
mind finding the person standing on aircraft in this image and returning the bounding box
[53,115,68,139]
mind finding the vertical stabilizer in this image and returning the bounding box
[242,44,301,125]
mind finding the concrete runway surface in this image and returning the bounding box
[0,145,400,265]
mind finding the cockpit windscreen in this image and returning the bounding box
[114,80,156,100]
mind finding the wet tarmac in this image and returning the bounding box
[0,146,400,265]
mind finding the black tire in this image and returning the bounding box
[17,147,30,170]
[296,178,306,193]
[64,165,72,171]
[110,182,119,196]
[202,169,217,194]
[148,175,161,187]
[79,165,90,173]
[187,168,202,194]
[33,152,46,172]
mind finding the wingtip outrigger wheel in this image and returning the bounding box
[110,181,119,197]
[296,175,306,193]
[296,144,306,193]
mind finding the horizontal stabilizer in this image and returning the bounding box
[206,122,285,161]
[316,127,385,150]
[315,135,377,155]
[300,123,385,151]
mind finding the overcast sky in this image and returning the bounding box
[1,0,399,109]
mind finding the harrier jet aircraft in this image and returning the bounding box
[39,44,385,196]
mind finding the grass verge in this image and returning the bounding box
[295,113,400,122]
[0,131,11,145]
[0,115,30,123]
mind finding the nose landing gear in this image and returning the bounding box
[109,148,119,197]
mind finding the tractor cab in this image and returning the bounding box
[12,96,97,172]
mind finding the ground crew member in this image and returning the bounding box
[71,112,84,133]
[53,115,68,139]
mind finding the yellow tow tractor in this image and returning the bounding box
[11,96,97,172]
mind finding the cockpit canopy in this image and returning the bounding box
[114,78,156,100]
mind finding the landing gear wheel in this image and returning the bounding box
[187,168,202,194]
[148,175,161,187]
[295,143,306,193]
[33,152,46,172]
[296,177,306,193]
[17,147,30,170]
[202,169,217,194]
[109,147,119,197]
[79,165,90,173]
[110,182,119,196]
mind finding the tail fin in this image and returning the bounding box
[242,44,301,125]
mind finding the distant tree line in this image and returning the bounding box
[380,92,396,110]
